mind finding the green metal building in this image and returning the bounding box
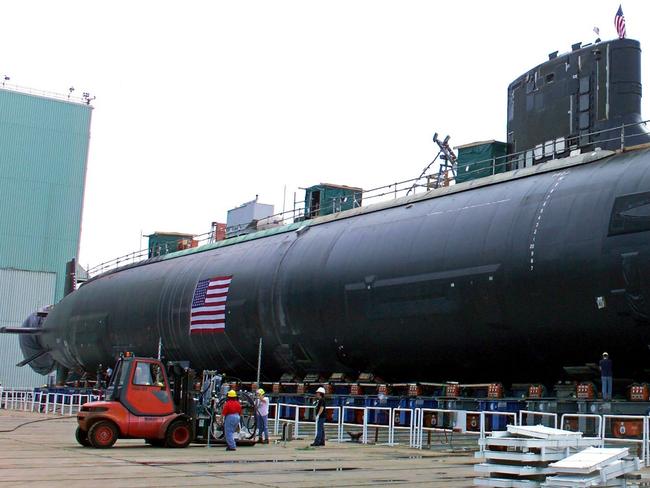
[0,87,92,387]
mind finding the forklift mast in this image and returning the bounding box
[166,361,197,416]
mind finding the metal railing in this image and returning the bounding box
[0,82,93,105]
[392,407,419,447]
[273,402,298,436]
[340,406,368,444]
[87,228,216,276]
[602,415,648,464]
[560,413,603,442]
[325,406,344,442]
[85,120,650,278]
[87,204,306,275]
[263,405,650,464]
[239,400,650,461]
[267,402,278,435]
[477,411,518,454]
[457,119,650,182]
[416,408,462,449]
[293,404,315,438]
[271,403,342,442]
[0,389,99,415]
[518,409,558,428]
[292,405,343,441]
[5,391,650,464]
[365,406,393,446]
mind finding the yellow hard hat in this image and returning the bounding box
[257,388,265,396]
[227,389,237,398]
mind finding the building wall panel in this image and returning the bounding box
[0,267,56,387]
[0,334,47,388]
[0,89,92,300]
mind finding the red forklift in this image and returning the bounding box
[75,353,257,448]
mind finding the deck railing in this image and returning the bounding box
[86,119,650,278]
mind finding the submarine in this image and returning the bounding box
[10,38,650,385]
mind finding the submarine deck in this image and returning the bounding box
[91,145,624,281]
[0,410,478,487]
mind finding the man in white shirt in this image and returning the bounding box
[255,389,270,444]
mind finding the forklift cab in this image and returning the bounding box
[107,355,174,416]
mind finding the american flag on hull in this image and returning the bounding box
[189,275,232,334]
[615,5,626,40]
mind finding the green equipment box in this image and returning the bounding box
[456,140,508,184]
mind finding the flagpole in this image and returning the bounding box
[256,337,263,386]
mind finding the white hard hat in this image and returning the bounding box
[316,386,326,394]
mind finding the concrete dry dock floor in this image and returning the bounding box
[0,410,476,487]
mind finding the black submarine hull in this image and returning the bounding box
[36,148,650,384]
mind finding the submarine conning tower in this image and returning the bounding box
[507,38,650,164]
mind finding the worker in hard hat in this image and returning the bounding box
[255,389,270,444]
[310,386,327,447]
[599,352,613,401]
[222,389,242,451]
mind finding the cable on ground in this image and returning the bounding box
[0,415,76,433]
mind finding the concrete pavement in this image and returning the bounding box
[0,410,476,487]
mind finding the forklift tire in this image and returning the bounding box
[165,420,192,448]
[75,426,92,447]
[88,420,118,448]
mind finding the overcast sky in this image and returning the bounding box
[3,0,649,268]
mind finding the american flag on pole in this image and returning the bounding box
[615,5,626,39]
[189,275,232,334]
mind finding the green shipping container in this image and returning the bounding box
[455,140,509,184]
[148,232,195,258]
[304,183,363,219]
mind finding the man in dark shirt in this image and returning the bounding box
[599,352,613,401]
[311,387,327,447]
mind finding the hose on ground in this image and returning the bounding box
[0,415,76,433]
